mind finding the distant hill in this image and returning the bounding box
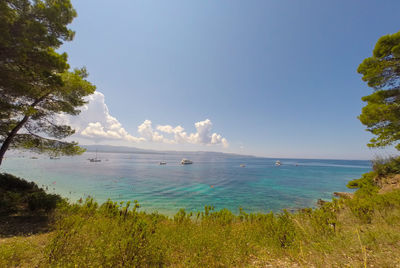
[82,145,159,154]
[82,144,254,158]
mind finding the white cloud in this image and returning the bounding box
[188,119,216,144]
[157,119,229,147]
[60,92,144,142]
[138,120,171,143]
[59,91,228,147]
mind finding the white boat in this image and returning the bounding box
[159,161,167,165]
[275,160,281,166]
[181,159,193,165]
[240,164,246,167]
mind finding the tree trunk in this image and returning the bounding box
[0,96,47,167]
[0,115,29,167]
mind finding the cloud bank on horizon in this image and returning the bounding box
[59,92,228,148]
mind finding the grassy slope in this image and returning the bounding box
[1,171,400,267]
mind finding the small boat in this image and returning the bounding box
[50,156,60,160]
[275,160,281,166]
[181,159,193,165]
[159,161,167,165]
[89,149,101,162]
[240,164,246,167]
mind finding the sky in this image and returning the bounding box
[60,0,400,160]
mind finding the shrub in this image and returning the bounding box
[27,191,62,212]
[348,197,375,223]
[0,173,38,192]
[208,208,235,225]
[347,171,376,190]
[274,210,297,248]
[0,173,63,214]
[174,208,192,224]
[372,156,400,176]
[310,202,338,235]
[347,171,379,199]
[47,199,165,267]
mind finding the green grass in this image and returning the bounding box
[41,189,400,267]
[0,234,49,267]
[1,172,400,267]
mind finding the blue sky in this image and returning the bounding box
[61,0,400,159]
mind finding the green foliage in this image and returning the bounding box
[346,187,400,225]
[346,166,399,224]
[206,208,235,225]
[357,31,400,150]
[0,173,62,215]
[174,208,192,224]
[347,171,377,190]
[310,201,338,235]
[274,210,297,248]
[27,191,61,212]
[0,173,38,192]
[39,188,400,267]
[47,198,165,267]
[0,0,96,163]
[348,196,376,223]
[372,155,400,176]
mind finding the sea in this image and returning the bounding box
[1,151,371,215]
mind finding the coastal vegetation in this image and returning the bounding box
[0,173,62,216]
[1,167,400,267]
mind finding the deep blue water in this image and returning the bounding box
[1,152,371,215]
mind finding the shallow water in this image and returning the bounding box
[1,152,371,215]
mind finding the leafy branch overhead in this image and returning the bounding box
[358,31,400,150]
[0,0,96,164]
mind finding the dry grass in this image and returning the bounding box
[0,233,50,267]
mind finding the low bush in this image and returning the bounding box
[27,191,61,212]
[0,173,63,214]
[372,156,400,176]
[47,199,165,267]
[0,173,38,192]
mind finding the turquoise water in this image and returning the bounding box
[1,152,371,215]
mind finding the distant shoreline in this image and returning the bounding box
[81,144,372,161]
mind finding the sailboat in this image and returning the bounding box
[89,149,101,162]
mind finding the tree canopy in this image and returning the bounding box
[0,0,96,165]
[358,31,400,150]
